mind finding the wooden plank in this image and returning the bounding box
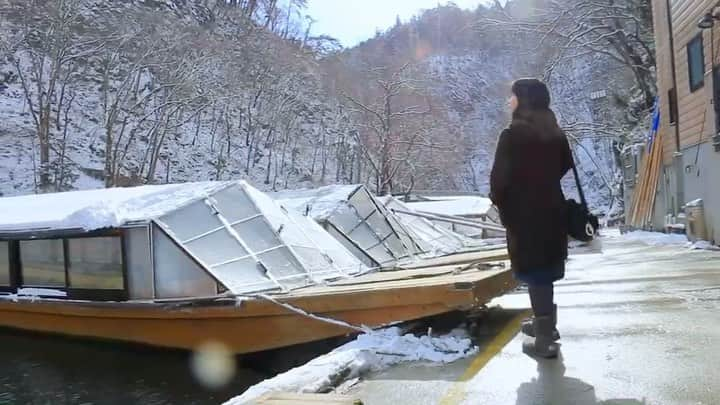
[255,392,362,404]
[395,249,508,270]
[328,263,505,287]
[645,133,664,226]
[628,146,650,225]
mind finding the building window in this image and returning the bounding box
[668,88,678,124]
[67,237,124,290]
[20,239,66,287]
[0,241,10,286]
[688,34,705,92]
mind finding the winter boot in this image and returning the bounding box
[521,304,560,341]
[522,315,559,358]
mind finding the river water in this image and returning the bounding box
[0,330,269,405]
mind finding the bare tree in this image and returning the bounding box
[344,63,456,194]
[479,0,655,108]
[10,0,103,189]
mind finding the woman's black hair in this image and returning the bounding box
[511,78,551,111]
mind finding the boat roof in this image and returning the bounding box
[0,181,234,235]
[0,181,369,294]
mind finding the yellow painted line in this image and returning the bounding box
[439,310,531,405]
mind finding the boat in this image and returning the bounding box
[0,181,514,354]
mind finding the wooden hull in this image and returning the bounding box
[0,257,515,354]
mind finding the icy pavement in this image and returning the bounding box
[348,230,720,404]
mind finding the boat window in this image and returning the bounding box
[67,237,124,290]
[20,239,66,287]
[124,227,154,300]
[0,241,10,286]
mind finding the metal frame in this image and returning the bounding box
[344,187,418,260]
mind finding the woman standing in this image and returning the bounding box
[490,79,573,359]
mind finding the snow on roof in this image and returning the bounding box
[273,184,362,220]
[378,196,465,255]
[243,184,368,276]
[0,181,233,234]
[407,196,493,217]
[275,185,425,265]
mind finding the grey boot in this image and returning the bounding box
[521,304,560,341]
[522,315,559,358]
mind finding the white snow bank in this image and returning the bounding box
[615,231,689,246]
[224,327,477,404]
[687,240,720,251]
[612,230,719,250]
[0,181,233,233]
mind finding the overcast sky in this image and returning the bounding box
[305,0,487,47]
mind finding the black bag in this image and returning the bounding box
[567,160,599,242]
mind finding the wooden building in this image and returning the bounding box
[649,0,720,243]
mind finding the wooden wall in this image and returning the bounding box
[653,0,719,165]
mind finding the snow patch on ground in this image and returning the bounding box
[615,230,689,246]
[687,240,720,251]
[224,327,477,404]
[612,230,719,250]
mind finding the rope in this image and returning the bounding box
[255,294,371,334]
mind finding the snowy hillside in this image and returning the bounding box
[0,0,654,218]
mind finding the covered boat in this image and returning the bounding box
[274,185,429,268]
[0,182,514,353]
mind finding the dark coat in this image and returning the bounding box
[490,109,573,283]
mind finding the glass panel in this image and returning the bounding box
[153,226,217,299]
[384,234,407,257]
[366,211,394,238]
[331,206,361,233]
[326,225,377,268]
[258,247,308,289]
[232,217,282,253]
[291,246,331,273]
[124,227,154,299]
[160,200,223,242]
[67,237,123,290]
[388,216,420,254]
[348,222,382,249]
[185,229,248,266]
[211,257,275,293]
[212,185,260,223]
[0,241,9,286]
[349,189,375,219]
[20,239,65,287]
[367,244,395,266]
